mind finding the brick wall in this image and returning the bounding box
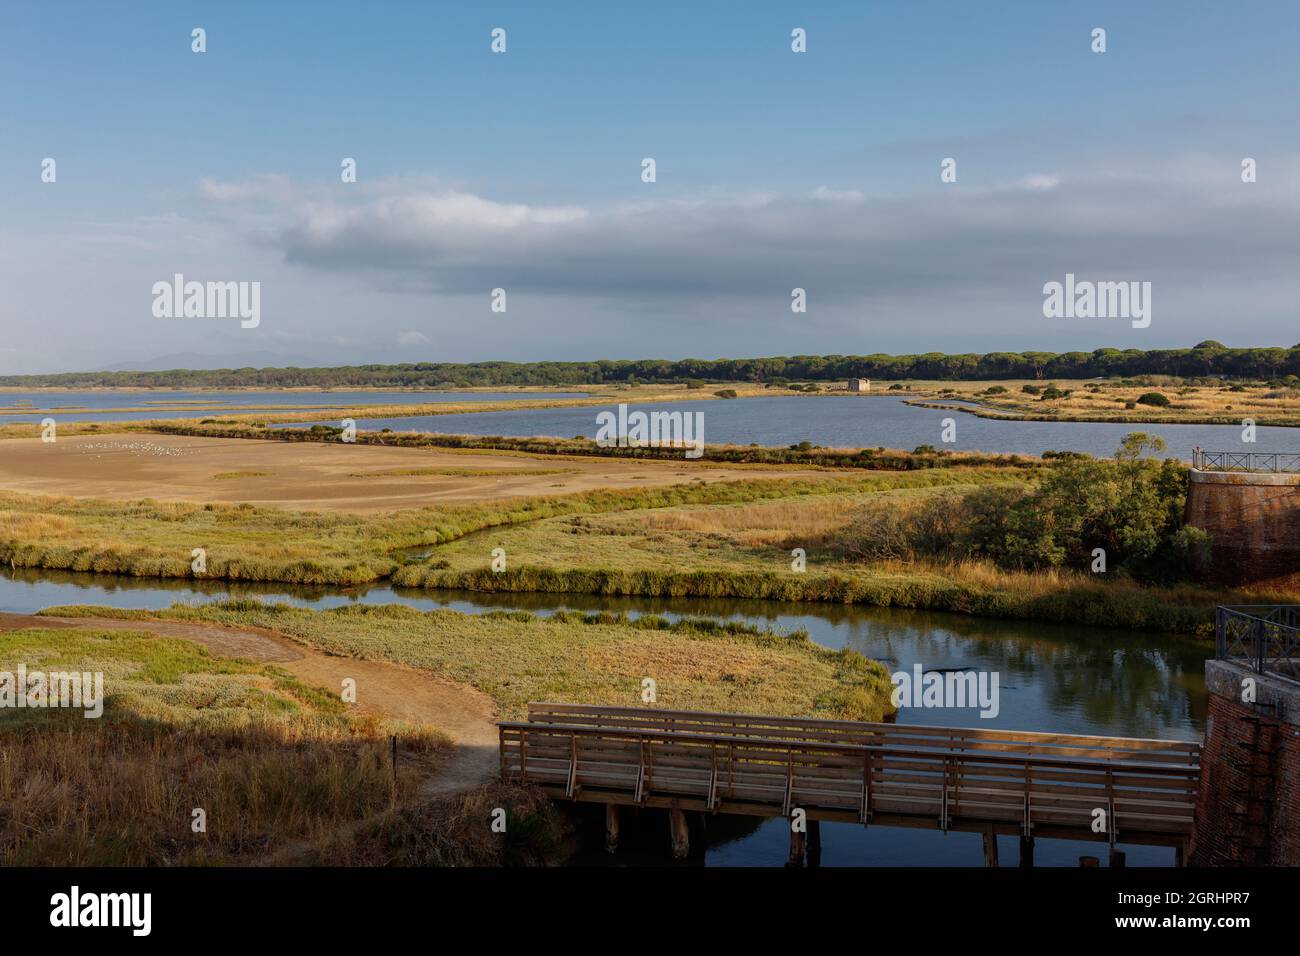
[1192,663,1300,866]
[1185,471,1300,586]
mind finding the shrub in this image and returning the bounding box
[1136,392,1171,407]
[836,433,1196,583]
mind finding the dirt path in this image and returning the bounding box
[0,611,499,797]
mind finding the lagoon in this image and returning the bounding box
[290,395,1297,460]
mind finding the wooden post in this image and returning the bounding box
[390,735,398,806]
[604,804,620,854]
[982,826,999,867]
[668,808,690,860]
[1109,847,1126,868]
[1175,841,1186,868]
[787,825,807,867]
[1079,855,1100,867]
[807,819,822,867]
[1018,834,1034,868]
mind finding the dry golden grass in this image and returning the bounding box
[0,625,450,865]
[0,509,77,538]
[906,379,1300,424]
[298,780,565,867]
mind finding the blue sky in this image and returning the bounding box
[2,1,1299,373]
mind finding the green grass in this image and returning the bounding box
[387,486,1289,636]
[40,601,897,722]
[0,469,1018,585]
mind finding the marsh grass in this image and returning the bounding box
[0,470,1014,585]
[910,379,1300,426]
[156,419,1044,471]
[390,488,1291,635]
[0,625,448,866]
[40,601,897,723]
[296,780,567,866]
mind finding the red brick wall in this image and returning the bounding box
[1185,474,1300,585]
[1192,691,1300,866]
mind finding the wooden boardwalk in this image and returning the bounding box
[499,703,1201,863]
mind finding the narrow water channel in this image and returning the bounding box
[0,566,1206,866]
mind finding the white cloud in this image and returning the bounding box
[238,166,1300,312]
[811,185,866,203]
[199,174,296,203]
[1016,174,1061,192]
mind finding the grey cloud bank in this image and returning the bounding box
[4,159,1300,374]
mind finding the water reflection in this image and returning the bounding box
[0,565,1205,866]
[279,395,1299,461]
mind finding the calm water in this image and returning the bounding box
[0,389,587,423]
[0,566,1205,866]
[279,395,1297,460]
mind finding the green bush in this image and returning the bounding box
[1136,392,1171,407]
[841,433,1199,583]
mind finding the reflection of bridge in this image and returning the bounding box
[499,703,1200,866]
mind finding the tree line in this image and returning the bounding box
[6,342,1300,388]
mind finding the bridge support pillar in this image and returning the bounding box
[807,819,822,867]
[1109,848,1126,868]
[604,804,620,854]
[1192,659,1300,866]
[1018,835,1034,867]
[668,808,690,860]
[982,827,999,867]
[787,825,807,867]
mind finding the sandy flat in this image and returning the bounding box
[0,434,809,511]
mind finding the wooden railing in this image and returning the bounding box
[524,702,1201,764]
[500,705,1200,845]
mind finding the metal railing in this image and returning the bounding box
[1216,605,1300,681]
[1192,448,1300,473]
